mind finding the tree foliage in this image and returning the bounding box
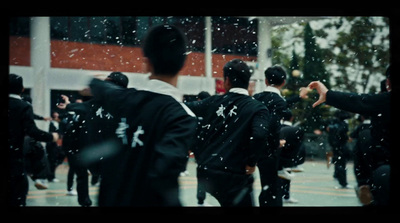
[270,17,390,132]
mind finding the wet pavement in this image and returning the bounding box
[25,159,360,207]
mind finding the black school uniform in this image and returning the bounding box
[8,94,53,206]
[279,121,305,200]
[350,120,373,187]
[89,78,197,206]
[253,86,291,207]
[186,88,270,206]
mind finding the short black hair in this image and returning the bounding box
[9,73,23,94]
[143,24,187,76]
[264,66,287,86]
[197,91,211,100]
[223,59,251,89]
[106,71,129,88]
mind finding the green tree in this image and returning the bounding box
[303,22,331,89]
[300,23,331,132]
[286,48,302,91]
[330,17,390,93]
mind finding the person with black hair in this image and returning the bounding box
[185,59,270,206]
[308,65,391,205]
[8,73,59,206]
[253,66,308,207]
[87,24,197,206]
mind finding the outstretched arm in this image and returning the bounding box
[308,80,390,116]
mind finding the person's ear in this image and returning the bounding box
[143,57,153,74]
[224,77,232,91]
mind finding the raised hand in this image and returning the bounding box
[308,81,329,108]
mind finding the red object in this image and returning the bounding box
[215,78,226,94]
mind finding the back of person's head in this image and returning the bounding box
[106,71,129,88]
[282,111,293,122]
[143,24,187,76]
[9,73,24,95]
[197,91,211,100]
[264,66,287,86]
[223,59,251,89]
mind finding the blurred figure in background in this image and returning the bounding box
[8,73,58,206]
[325,110,352,189]
[279,112,305,204]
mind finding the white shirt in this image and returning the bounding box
[142,78,195,117]
[229,88,249,96]
[142,79,183,102]
[281,120,293,126]
[9,94,22,100]
[264,85,283,98]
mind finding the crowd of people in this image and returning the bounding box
[7,24,391,207]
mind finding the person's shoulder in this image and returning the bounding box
[143,91,195,117]
[248,97,269,113]
[253,91,279,100]
[9,97,30,109]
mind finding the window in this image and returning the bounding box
[212,16,258,56]
[50,17,68,40]
[9,17,30,36]
[49,16,205,51]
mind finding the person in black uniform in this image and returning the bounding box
[279,112,305,203]
[87,24,197,206]
[46,111,64,183]
[350,114,374,205]
[308,65,391,205]
[21,95,52,190]
[325,110,352,189]
[58,97,93,206]
[253,66,308,207]
[8,73,58,206]
[186,59,270,207]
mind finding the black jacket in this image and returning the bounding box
[186,89,270,174]
[253,90,290,155]
[8,95,53,175]
[279,123,304,168]
[326,118,349,148]
[89,78,197,206]
[65,99,119,147]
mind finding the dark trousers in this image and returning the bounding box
[8,159,29,207]
[257,151,283,207]
[196,168,207,204]
[24,142,50,181]
[371,164,390,205]
[332,145,349,187]
[282,178,291,200]
[197,168,254,207]
[66,152,92,206]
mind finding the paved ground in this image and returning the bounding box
[25,159,360,207]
